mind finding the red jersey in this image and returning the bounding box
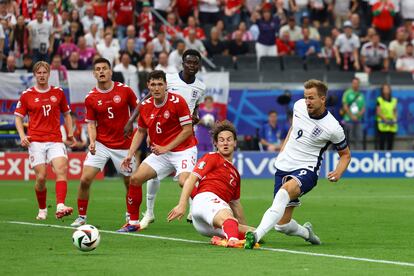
[113,0,134,26]
[14,86,70,143]
[372,2,395,31]
[176,0,197,18]
[138,93,196,152]
[182,26,206,40]
[192,152,241,203]
[85,82,137,149]
[138,11,155,42]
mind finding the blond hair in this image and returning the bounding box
[33,61,50,74]
[304,79,328,97]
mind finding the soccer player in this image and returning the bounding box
[168,121,256,248]
[14,61,75,220]
[244,79,351,249]
[117,70,198,232]
[123,49,206,229]
[70,57,138,227]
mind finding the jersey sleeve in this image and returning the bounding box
[192,153,218,180]
[84,96,96,122]
[14,94,27,118]
[232,177,241,201]
[137,114,147,129]
[331,124,348,151]
[59,91,71,114]
[176,96,193,126]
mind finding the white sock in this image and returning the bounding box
[275,219,309,240]
[129,220,139,225]
[56,203,64,209]
[146,178,160,216]
[188,198,193,215]
[255,189,290,242]
[39,208,47,212]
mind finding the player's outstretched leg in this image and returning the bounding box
[274,219,321,245]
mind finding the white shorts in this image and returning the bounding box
[143,146,197,180]
[192,192,233,237]
[28,142,67,168]
[83,141,136,176]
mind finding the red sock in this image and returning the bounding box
[127,185,142,221]
[55,181,67,204]
[238,231,245,240]
[35,189,47,209]
[222,218,239,240]
[78,199,89,216]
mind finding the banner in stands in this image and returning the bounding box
[0,152,103,180]
[198,72,229,120]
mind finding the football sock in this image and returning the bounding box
[222,218,239,240]
[35,188,47,209]
[55,180,67,204]
[188,197,193,215]
[146,178,160,216]
[275,219,309,240]
[255,189,290,242]
[78,199,89,216]
[127,185,142,221]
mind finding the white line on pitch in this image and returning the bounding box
[4,220,414,268]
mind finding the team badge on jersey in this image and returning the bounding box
[113,95,121,103]
[164,110,170,119]
[198,161,206,169]
[311,126,323,137]
[192,91,197,98]
[50,96,57,102]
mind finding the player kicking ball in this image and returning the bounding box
[168,121,257,248]
[117,70,198,232]
[244,79,351,249]
[14,61,76,220]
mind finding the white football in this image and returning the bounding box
[202,113,215,127]
[72,224,101,252]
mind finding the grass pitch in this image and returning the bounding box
[1,178,413,275]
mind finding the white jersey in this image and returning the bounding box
[166,72,206,114]
[275,99,347,174]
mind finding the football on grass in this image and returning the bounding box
[72,224,101,252]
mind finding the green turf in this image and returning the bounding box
[1,178,414,275]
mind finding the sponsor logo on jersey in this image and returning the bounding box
[164,110,170,119]
[34,98,39,102]
[150,114,155,119]
[192,91,197,98]
[113,95,121,103]
[50,96,57,102]
[198,161,206,169]
[311,126,323,137]
[97,100,102,106]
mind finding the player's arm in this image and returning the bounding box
[229,199,247,225]
[123,93,151,138]
[15,115,30,147]
[152,123,193,155]
[87,121,97,155]
[121,127,147,170]
[278,127,292,153]
[167,173,198,221]
[192,104,200,125]
[63,112,76,147]
[327,146,351,182]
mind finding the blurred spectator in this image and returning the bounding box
[300,11,320,41]
[160,12,183,42]
[114,52,139,93]
[138,2,155,43]
[279,16,302,42]
[401,0,414,21]
[51,54,68,83]
[290,0,310,24]
[249,11,260,40]
[331,0,358,29]
[61,10,70,34]
[124,38,141,66]
[276,30,295,56]
[245,0,261,16]
[145,41,156,58]
[199,0,221,25]
[44,1,63,52]
[330,26,340,41]
[0,1,16,28]
[69,21,83,44]
[22,53,33,72]
[78,36,96,69]
[2,54,16,72]
[360,33,389,73]
[371,0,396,42]
[153,0,172,21]
[224,0,243,33]
[259,110,286,152]
[228,30,249,60]
[204,27,228,58]
[196,96,219,152]
[397,19,414,41]
[64,51,86,70]
[57,31,78,63]
[295,27,320,58]
[272,0,289,26]
[69,9,84,40]
[84,23,102,48]
[28,10,53,63]
[138,53,154,72]
[93,0,110,23]
[360,26,377,44]
[61,112,87,152]
[120,25,144,54]
[69,8,84,34]
[254,7,280,59]
[376,84,398,150]
[173,0,199,25]
[396,43,414,72]
[183,16,206,40]
[81,4,104,33]
[389,30,408,62]
[9,15,28,68]
[155,51,177,73]
[97,32,120,66]
[153,31,171,55]
[342,77,365,150]
[112,0,135,40]
[309,0,329,27]
[73,0,87,17]
[185,28,207,56]
[334,21,360,71]
[350,13,366,38]
[231,21,254,41]
[168,40,186,72]
[319,36,335,61]
[20,0,41,22]
[214,19,227,41]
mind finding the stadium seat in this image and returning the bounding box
[369,72,389,85]
[112,71,124,83]
[261,71,286,82]
[235,55,258,70]
[282,56,305,70]
[306,56,328,71]
[246,41,256,54]
[259,56,283,72]
[326,71,355,83]
[389,72,414,85]
[327,58,341,71]
[286,70,326,83]
[212,55,235,71]
[230,70,260,82]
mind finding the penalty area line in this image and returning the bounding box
[4,220,414,268]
